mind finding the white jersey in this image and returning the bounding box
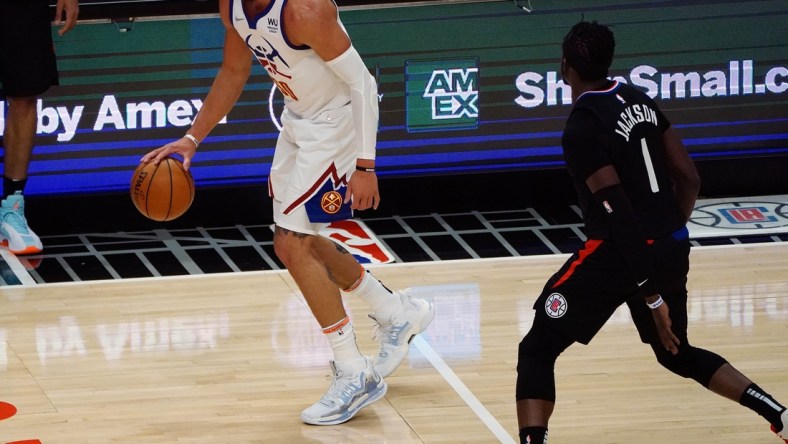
[230,0,351,119]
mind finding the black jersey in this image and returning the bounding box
[562,81,686,239]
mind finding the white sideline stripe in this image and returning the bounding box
[6,240,787,289]
[0,249,37,286]
[411,335,517,444]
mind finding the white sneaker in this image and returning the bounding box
[772,408,788,442]
[0,192,42,255]
[301,357,387,426]
[369,290,436,378]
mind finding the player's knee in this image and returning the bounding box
[516,332,560,401]
[654,344,727,386]
[7,96,37,109]
[272,226,311,265]
[272,231,289,263]
[518,333,553,364]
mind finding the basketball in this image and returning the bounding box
[130,156,195,221]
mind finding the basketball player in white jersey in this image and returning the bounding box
[142,0,435,425]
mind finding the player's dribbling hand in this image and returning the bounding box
[140,138,197,171]
[651,302,680,355]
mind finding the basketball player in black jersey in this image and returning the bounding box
[514,20,787,444]
[0,0,78,255]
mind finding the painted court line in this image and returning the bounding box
[411,335,517,444]
[0,250,36,286]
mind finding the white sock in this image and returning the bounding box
[344,269,401,316]
[323,316,365,369]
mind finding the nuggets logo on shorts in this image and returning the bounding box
[320,190,342,214]
[545,293,568,318]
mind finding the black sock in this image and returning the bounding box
[519,426,548,444]
[3,176,27,197]
[739,383,786,429]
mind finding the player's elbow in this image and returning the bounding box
[675,169,701,195]
[685,167,701,192]
[689,171,701,192]
[227,54,252,75]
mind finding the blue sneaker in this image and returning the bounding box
[0,192,43,255]
[300,357,387,425]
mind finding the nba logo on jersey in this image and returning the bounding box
[319,220,396,264]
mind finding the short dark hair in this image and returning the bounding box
[562,20,615,81]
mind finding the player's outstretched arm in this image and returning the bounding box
[141,0,252,169]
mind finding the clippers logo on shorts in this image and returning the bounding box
[545,293,568,318]
[405,58,479,132]
[321,191,342,214]
[691,200,788,230]
[320,220,396,264]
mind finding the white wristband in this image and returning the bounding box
[646,295,664,310]
[184,133,199,148]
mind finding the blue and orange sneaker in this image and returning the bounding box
[0,192,43,255]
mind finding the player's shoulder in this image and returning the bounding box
[284,0,336,22]
[282,0,339,46]
[614,81,651,101]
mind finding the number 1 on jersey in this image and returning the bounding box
[640,138,660,193]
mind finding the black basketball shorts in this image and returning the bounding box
[533,227,691,345]
[0,0,59,98]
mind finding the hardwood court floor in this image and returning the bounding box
[1,243,786,443]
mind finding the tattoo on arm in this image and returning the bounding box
[326,268,338,284]
[333,242,350,255]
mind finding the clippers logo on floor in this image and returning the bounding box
[690,197,788,238]
[719,207,777,224]
[320,220,396,264]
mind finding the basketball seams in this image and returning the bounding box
[130,156,194,222]
[165,158,174,221]
[144,161,161,220]
[172,158,195,206]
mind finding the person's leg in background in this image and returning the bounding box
[0,0,59,255]
[1,95,43,254]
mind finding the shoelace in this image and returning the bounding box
[321,370,362,406]
[370,315,400,346]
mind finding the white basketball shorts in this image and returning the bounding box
[269,103,357,235]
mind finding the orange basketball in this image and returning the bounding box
[130,157,195,221]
